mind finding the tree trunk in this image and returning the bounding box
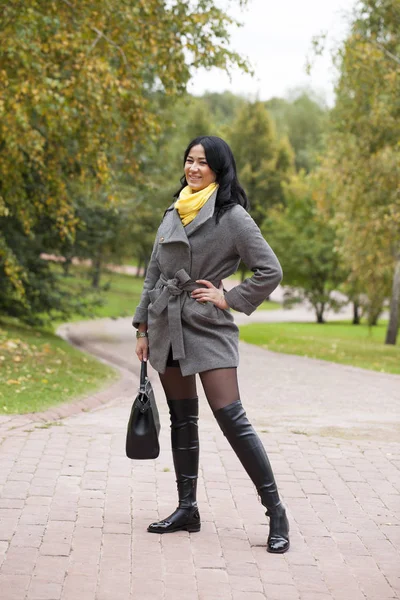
[62,256,72,276]
[385,256,400,345]
[315,303,325,323]
[368,306,382,327]
[91,254,102,288]
[352,300,360,325]
[136,258,142,278]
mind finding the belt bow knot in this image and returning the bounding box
[150,269,218,362]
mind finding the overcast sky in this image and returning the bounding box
[188,0,359,106]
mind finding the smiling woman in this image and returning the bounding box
[184,145,217,190]
[132,135,290,554]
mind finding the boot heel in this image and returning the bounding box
[185,522,201,533]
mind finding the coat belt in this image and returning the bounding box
[150,269,219,361]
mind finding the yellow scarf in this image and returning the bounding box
[175,182,218,226]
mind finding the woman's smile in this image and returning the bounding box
[184,144,216,191]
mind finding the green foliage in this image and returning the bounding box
[0,216,95,325]
[228,101,295,228]
[201,91,247,128]
[60,198,124,287]
[0,0,249,323]
[266,89,329,172]
[320,0,400,341]
[264,172,347,323]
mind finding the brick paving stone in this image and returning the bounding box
[0,573,31,600]
[0,541,8,566]
[299,595,334,600]
[32,556,68,584]
[262,584,300,599]
[10,524,46,549]
[193,553,226,569]
[197,580,231,596]
[39,542,71,557]
[26,580,63,600]
[228,574,264,592]
[227,561,260,578]
[61,574,97,600]
[1,546,38,575]
[232,594,266,600]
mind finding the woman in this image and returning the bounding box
[133,136,289,553]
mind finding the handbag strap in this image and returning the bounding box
[140,360,147,392]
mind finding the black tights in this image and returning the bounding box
[159,361,240,412]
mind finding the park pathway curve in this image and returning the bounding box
[0,312,399,600]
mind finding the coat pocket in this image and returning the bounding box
[184,297,222,324]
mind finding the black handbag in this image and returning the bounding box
[126,361,160,459]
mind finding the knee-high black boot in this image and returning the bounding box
[214,400,289,553]
[147,397,201,534]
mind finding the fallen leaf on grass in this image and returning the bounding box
[5,340,18,349]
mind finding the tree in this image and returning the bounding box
[201,91,247,128]
[229,101,295,227]
[320,0,400,342]
[0,0,249,323]
[228,101,295,281]
[266,89,329,172]
[264,172,347,323]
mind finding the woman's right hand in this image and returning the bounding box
[136,337,149,362]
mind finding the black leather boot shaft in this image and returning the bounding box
[147,397,200,534]
[214,400,280,507]
[169,397,199,509]
[214,400,289,553]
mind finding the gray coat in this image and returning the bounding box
[133,190,282,376]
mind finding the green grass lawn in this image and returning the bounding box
[56,266,145,322]
[239,321,400,375]
[0,266,144,415]
[0,319,117,414]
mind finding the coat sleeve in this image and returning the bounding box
[132,234,161,328]
[224,213,283,315]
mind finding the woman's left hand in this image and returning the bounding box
[191,280,229,310]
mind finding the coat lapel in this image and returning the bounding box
[158,205,190,247]
[184,188,217,237]
[159,189,217,246]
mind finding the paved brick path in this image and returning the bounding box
[0,316,399,599]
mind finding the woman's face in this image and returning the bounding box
[184,144,217,192]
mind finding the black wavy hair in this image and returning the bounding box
[174,135,250,222]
